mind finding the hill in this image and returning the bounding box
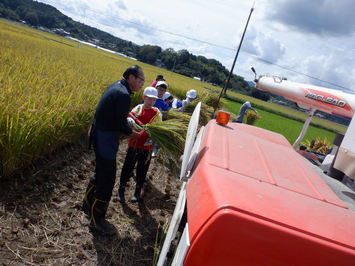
[0,0,255,95]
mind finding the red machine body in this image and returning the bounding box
[184,121,355,265]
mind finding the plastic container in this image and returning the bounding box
[216,110,230,125]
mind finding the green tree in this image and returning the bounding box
[177,49,190,65]
[137,45,161,64]
[160,48,177,70]
[25,11,38,25]
[0,7,18,20]
[38,14,55,28]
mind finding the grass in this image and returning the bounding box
[223,99,337,144]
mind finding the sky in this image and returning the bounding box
[36,0,355,92]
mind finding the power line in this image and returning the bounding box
[112,15,351,90]
[61,5,351,91]
[242,53,351,91]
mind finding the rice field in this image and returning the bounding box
[0,19,217,177]
[0,18,345,177]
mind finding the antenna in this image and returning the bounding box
[213,3,255,116]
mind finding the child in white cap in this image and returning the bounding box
[154,81,170,111]
[162,92,174,110]
[118,87,162,203]
[182,89,197,107]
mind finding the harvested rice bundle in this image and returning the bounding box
[182,101,213,126]
[302,137,331,154]
[246,110,260,125]
[162,109,191,123]
[145,119,188,159]
[202,93,222,110]
[131,119,188,160]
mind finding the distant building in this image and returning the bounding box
[53,28,70,36]
[155,59,164,68]
[115,52,128,58]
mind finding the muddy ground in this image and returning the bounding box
[0,137,181,265]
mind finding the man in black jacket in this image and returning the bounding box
[83,65,144,234]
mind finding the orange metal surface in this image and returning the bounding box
[185,121,355,265]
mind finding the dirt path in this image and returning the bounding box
[0,137,180,265]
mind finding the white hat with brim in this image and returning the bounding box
[186,89,197,99]
[162,92,172,101]
[156,81,168,88]
[144,87,158,98]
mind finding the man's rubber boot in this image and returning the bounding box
[82,176,96,218]
[131,186,142,202]
[118,185,126,203]
[90,198,116,235]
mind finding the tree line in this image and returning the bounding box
[0,0,270,99]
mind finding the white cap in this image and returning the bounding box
[143,87,158,98]
[162,92,172,101]
[186,89,197,99]
[156,81,168,88]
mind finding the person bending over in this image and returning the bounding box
[83,65,143,234]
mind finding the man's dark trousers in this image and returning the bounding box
[93,129,120,201]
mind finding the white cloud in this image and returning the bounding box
[304,54,355,92]
[36,0,355,91]
[268,0,355,37]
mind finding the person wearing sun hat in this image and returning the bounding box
[162,91,174,109]
[182,89,197,107]
[153,80,170,111]
[118,86,162,203]
[150,74,165,87]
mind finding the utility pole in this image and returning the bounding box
[213,3,255,116]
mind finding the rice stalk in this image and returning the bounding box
[124,118,188,162]
[302,137,332,154]
[201,93,222,110]
[0,20,217,178]
[152,220,170,266]
[182,101,213,126]
[162,110,191,123]
[145,119,188,159]
[246,110,260,125]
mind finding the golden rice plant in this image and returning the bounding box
[182,101,214,126]
[162,109,191,123]
[0,20,124,177]
[130,118,188,163]
[0,19,222,177]
[201,92,223,110]
[245,110,260,125]
[302,137,332,154]
[144,119,188,159]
